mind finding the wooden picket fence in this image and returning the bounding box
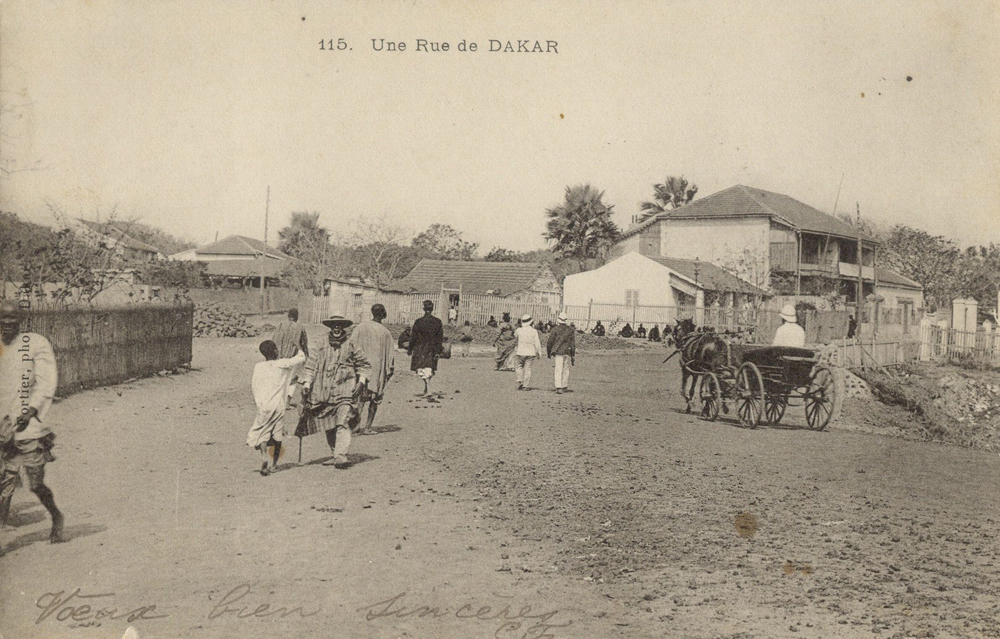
[824,338,921,370]
[919,323,1000,368]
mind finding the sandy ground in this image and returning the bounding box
[2,337,1000,639]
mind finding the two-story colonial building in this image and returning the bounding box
[612,185,888,308]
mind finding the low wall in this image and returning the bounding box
[24,304,194,396]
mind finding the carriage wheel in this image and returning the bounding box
[735,363,765,429]
[765,394,787,425]
[805,366,835,431]
[699,373,721,421]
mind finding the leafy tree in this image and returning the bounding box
[881,225,960,311]
[277,211,340,292]
[638,176,698,220]
[543,184,621,270]
[484,247,523,262]
[411,223,478,261]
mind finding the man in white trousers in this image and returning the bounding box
[513,314,543,390]
[546,312,576,394]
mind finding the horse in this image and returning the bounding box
[672,318,729,414]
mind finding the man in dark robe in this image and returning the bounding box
[648,325,661,342]
[592,321,606,337]
[619,323,634,338]
[408,300,444,396]
[636,324,647,339]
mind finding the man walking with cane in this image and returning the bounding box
[546,311,576,394]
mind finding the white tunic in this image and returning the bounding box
[0,332,57,441]
[246,351,305,448]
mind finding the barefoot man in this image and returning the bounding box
[0,300,64,555]
[351,304,394,434]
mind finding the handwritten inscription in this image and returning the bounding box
[207,584,321,621]
[35,584,320,627]
[358,592,571,639]
[35,589,167,625]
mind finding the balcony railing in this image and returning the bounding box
[769,242,837,273]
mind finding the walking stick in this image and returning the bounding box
[298,435,303,464]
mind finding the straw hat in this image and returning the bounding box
[521,313,532,324]
[779,303,798,323]
[321,315,353,330]
[557,311,568,323]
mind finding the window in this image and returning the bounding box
[625,290,640,306]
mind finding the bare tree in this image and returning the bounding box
[348,214,414,288]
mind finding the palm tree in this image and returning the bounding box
[638,176,698,222]
[544,184,621,269]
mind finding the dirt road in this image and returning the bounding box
[2,337,1000,638]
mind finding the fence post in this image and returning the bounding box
[919,315,933,361]
[587,299,593,330]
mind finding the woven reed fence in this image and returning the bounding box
[23,304,194,396]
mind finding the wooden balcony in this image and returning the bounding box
[770,242,837,274]
[770,242,797,272]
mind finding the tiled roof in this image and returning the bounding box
[649,256,762,294]
[77,219,162,254]
[203,258,290,278]
[876,267,922,290]
[626,185,878,242]
[390,260,547,295]
[194,235,290,259]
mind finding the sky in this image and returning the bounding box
[1,0,998,253]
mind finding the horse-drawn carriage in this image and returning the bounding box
[674,321,837,430]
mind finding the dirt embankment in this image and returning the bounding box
[845,363,1000,451]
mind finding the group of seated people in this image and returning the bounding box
[590,321,665,342]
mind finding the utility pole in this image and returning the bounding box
[260,186,270,316]
[856,202,863,321]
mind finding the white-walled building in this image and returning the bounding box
[562,251,759,328]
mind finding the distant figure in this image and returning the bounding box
[546,312,576,394]
[618,323,634,338]
[351,304,395,435]
[514,314,543,390]
[847,314,858,339]
[271,308,309,400]
[397,326,411,350]
[486,315,499,328]
[648,325,661,342]
[494,312,517,371]
[535,320,547,334]
[592,321,606,337]
[772,303,806,348]
[246,340,305,475]
[459,320,474,357]
[636,324,647,339]
[448,306,458,326]
[409,300,444,396]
